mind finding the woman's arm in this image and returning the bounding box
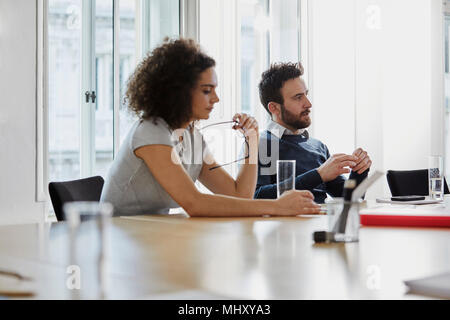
[198,114,259,199]
[135,145,320,217]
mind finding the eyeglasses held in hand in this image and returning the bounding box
[200,120,250,171]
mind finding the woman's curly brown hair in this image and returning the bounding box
[125,38,216,129]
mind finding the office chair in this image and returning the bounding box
[386,169,449,197]
[48,176,105,221]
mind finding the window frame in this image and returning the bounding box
[444,4,450,181]
[36,0,48,202]
[36,0,305,204]
[36,0,184,204]
[196,0,306,179]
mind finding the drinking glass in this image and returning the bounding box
[429,155,444,200]
[277,160,296,198]
[64,201,113,299]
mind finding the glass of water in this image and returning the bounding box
[277,160,296,198]
[64,201,114,299]
[429,155,444,200]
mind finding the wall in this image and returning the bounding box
[308,0,356,157]
[308,0,444,198]
[0,0,45,225]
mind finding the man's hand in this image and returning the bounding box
[351,148,372,174]
[317,154,358,182]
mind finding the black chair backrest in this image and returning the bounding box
[386,169,449,196]
[48,176,105,221]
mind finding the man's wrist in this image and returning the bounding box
[351,167,370,176]
[295,169,323,190]
[317,167,326,182]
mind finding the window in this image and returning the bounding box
[198,0,302,180]
[240,0,270,121]
[118,0,138,145]
[48,0,83,182]
[241,0,302,121]
[39,0,302,202]
[45,0,180,187]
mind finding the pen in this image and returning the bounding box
[313,231,349,243]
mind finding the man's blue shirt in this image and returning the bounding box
[255,130,368,203]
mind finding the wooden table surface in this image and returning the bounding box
[0,213,449,299]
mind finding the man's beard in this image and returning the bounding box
[280,104,311,130]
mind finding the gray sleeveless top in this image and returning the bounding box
[101,118,210,216]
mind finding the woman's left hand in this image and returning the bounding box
[232,113,259,140]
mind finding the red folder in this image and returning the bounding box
[360,206,450,228]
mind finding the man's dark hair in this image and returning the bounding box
[258,62,304,116]
[125,38,216,129]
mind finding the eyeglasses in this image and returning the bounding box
[199,120,250,171]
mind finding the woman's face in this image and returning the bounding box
[190,67,220,122]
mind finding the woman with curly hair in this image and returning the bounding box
[101,38,320,217]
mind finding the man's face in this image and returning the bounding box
[278,77,312,130]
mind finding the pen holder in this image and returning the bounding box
[326,198,362,243]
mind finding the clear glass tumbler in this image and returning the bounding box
[277,160,296,198]
[64,201,114,299]
[429,155,444,200]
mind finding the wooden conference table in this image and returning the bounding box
[0,209,449,299]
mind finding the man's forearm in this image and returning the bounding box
[326,169,369,198]
[254,184,278,199]
[295,169,323,191]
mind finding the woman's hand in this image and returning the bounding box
[232,113,259,165]
[274,190,322,216]
[232,113,259,140]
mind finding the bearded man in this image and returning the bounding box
[255,63,372,203]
